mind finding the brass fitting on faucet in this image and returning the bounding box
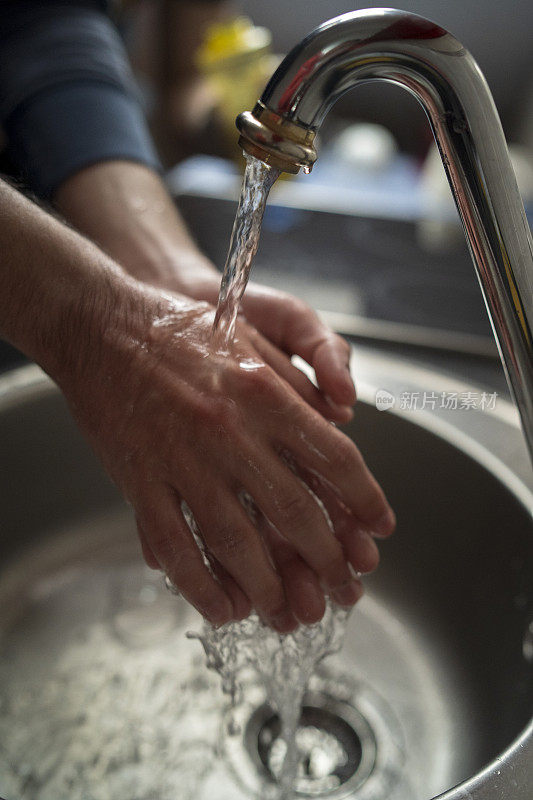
[236,102,317,174]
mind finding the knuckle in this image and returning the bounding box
[155,536,191,572]
[145,525,199,575]
[195,393,240,433]
[215,397,240,432]
[146,530,177,564]
[275,491,312,529]
[209,522,252,561]
[239,362,275,399]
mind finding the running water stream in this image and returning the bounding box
[188,598,350,800]
[188,155,353,799]
[211,154,280,351]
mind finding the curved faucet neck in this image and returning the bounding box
[237,8,533,463]
[261,8,454,130]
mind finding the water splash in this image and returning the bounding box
[188,602,351,799]
[211,155,280,351]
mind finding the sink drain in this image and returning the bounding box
[244,691,377,797]
[222,671,405,799]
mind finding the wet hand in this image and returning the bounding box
[163,273,357,424]
[240,282,357,413]
[53,163,355,419]
[61,285,394,632]
[0,175,392,632]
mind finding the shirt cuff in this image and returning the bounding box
[4,80,161,199]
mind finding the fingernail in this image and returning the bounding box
[294,581,326,625]
[325,396,354,419]
[270,609,298,634]
[372,508,396,538]
[354,533,380,574]
[205,601,234,629]
[333,404,354,420]
[331,580,363,607]
[343,367,356,396]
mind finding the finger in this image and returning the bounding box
[288,464,381,574]
[240,289,356,405]
[137,519,162,570]
[311,334,356,407]
[191,487,297,633]
[205,557,253,621]
[189,517,253,621]
[234,448,362,607]
[258,515,327,624]
[239,492,325,624]
[249,331,353,424]
[135,485,234,628]
[277,410,396,538]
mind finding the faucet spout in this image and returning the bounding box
[236,8,533,463]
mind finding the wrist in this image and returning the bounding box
[0,179,146,389]
[54,160,221,297]
[123,240,220,297]
[28,248,143,397]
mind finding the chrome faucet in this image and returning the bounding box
[236,8,533,463]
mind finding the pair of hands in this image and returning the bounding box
[52,161,395,631]
[62,269,394,633]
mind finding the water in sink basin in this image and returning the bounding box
[0,392,531,799]
[0,517,419,800]
[189,598,351,800]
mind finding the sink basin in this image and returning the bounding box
[0,352,531,800]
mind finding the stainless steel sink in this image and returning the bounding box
[0,350,531,800]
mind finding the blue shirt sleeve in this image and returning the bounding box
[0,1,160,199]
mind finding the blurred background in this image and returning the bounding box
[116,0,533,368]
[2,1,533,370]
[122,0,533,165]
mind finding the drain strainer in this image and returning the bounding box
[245,691,376,796]
[222,671,405,799]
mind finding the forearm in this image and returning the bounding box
[0,179,132,383]
[54,159,357,410]
[54,160,219,295]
